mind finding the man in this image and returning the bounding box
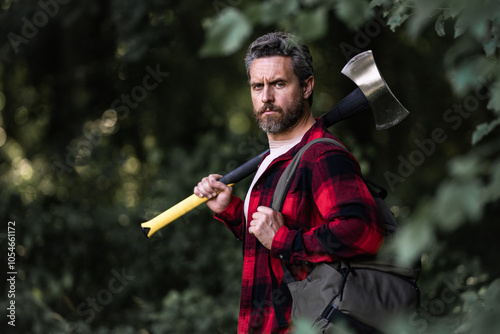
[194,32,385,333]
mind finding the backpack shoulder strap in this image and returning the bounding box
[269,137,346,328]
[271,137,346,213]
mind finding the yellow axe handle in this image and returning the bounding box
[141,184,233,238]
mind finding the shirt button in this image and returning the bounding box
[279,254,284,259]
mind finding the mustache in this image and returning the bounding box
[257,104,283,115]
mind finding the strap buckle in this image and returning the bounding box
[321,304,338,322]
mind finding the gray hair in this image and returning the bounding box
[244,32,314,106]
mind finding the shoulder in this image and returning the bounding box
[301,135,351,161]
[301,136,361,176]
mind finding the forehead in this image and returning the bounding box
[249,56,296,82]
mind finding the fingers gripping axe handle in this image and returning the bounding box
[140,88,370,238]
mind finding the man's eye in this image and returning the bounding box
[276,82,285,88]
[253,84,263,90]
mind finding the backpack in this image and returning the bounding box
[270,138,421,333]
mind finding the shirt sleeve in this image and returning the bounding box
[214,196,245,241]
[271,148,385,263]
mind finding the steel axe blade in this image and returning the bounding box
[341,50,410,130]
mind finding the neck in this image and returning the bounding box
[267,111,315,141]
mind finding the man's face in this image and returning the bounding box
[249,56,308,135]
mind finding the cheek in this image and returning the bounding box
[251,93,263,109]
[292,87,306,104]
[250,91,259,103]
[251,99,260,112]
[277,89,299,107]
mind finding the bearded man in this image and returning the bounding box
[194,32,384,333]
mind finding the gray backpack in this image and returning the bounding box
[271,138,421,333]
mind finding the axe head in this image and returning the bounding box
[341,51,409,130]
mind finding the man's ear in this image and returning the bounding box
[303,76,314,100]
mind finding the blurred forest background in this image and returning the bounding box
[0,0,499,333]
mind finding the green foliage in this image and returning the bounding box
[292,7,329,41]
[149,288,236,333]
[472,117,500,145]
[200,7,252,57]
[334,0,373,29]
[453,279,500,333]
[374,0,500,145]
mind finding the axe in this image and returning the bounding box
[141,50,409,238]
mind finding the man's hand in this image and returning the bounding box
[194,174,233,214]
[249,206,284,250]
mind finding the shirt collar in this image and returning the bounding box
[262,117,330,163]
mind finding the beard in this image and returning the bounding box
[253,99,306,135]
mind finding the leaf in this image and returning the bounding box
[487,82,500,113]
[385,5,410,32]
[483,22,499,57]
[449,55,496,95]
[370,0,391,8]
[260,0,299,25]
[484,40,497,58]
[472,20,488,40]
[457,280,500,334]
[407,0,438,38]
[485,160,500,202]
[435,14,446,37]
[393,206,435,267]
[484,279,500,308]
[293,7,328,41]
[292,319,318,334]
[334,0,373,30]
[449,155,482,179]
[199,8,252,57]
[432,177,485,229]
[443,4,464,19]
[472,117,500,145]
[454,16,467,38]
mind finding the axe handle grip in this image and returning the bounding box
[141,184,234,238]
[141,194,208,238]
[141,87,370,238]
[218,150,268,185]
[322,87,369,127]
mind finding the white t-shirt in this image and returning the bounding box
[243,135,304,222]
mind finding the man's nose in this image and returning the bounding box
[261,85,274,103]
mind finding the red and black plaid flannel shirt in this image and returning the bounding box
[215,118,385,333]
